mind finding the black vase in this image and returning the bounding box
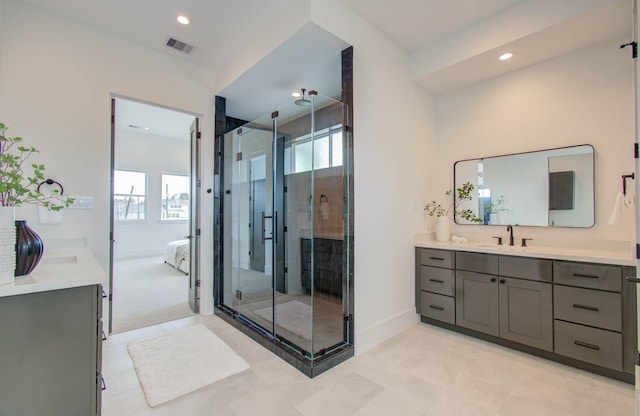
[15,220,44,276]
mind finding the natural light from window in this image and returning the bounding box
[161,174,190,220]
[114,170,146,221]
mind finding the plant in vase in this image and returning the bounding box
[0,122,74,281]
[487,194,509,224]
[424,182,481,242]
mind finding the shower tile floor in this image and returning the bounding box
[102,315,635,416]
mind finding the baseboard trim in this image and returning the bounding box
[355,308,419,355]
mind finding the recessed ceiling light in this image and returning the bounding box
[499,52,513,61]
[144,127,150,130]
[291,91,301,98]
[177,15,190,25]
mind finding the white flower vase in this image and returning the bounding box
[435,216,451,242]
[0,207,16,285]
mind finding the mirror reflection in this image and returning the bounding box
[454,145,594,227]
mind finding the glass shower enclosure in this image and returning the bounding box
[217,92,353,376]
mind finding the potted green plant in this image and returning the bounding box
[424,182,481,241]
[0,122,74,283]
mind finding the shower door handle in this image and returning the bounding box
[262,212,273,243]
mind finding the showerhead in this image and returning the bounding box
[295,88,311,106]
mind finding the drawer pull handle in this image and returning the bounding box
[429,256,444,261]
[429,305,444,311]
[626,277,640,284]
[574,340,600,351]
[573,273,599,279]
[572,304,599,312]
[490,278,497,283]
[429,279,444,283]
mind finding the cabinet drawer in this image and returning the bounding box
[420,292,455,324]
[420,266,455,296]
[499,256,552,282]
[554,261,622,292]
[419,249,454,268]
[456,252,498,275]
[554,320,622,371]
[554,286,621,332]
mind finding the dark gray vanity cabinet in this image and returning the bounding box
[455,270,499,336]
[454,252,499,336]
[552,261,628,372]
[454,253,553,351]
[498,276,553,351]
[416,248,456,324]
[0,284,103,416]
[498,256,553,351]
[416,246,636,382]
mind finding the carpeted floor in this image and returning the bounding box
[112,256,195,333]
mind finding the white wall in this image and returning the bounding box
[435,37,634,246]
[114,130,190,259]
[309,0,438,353]
[0,0,216,313]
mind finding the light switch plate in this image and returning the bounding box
[68,196,94,209]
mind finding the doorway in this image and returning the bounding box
[109,97,200,334]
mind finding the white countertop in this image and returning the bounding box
[414,235,636,266]
[0,247,107,298]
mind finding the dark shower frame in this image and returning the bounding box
[213,46,354,377]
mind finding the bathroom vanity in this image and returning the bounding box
[0,246,107,416]
[415,241,636,382]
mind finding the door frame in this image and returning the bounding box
[108,95,201,333]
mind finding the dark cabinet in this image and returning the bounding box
[0,284,103,416]
[416,247,635,381]
[301,238,343,297]
[552,260,630,372]
[499,277,553,351]
[416,248,456,324]
[455,271,499,336]
[549,170,575,210]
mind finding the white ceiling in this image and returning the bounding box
[13,0,632,129]
[339,0,525,51]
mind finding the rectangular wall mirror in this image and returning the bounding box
[454,144,594,228]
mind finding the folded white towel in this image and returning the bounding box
[609,191,623,225]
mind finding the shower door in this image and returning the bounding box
[221,94,349,361]
[227,113,281,330]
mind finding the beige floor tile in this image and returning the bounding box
[294,372,384,416]
[102,317,635,416]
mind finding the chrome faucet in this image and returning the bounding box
[506,224,515,246]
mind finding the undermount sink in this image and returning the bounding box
[472,243,529,251]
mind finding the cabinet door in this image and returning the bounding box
[455,271,499,336]
[0,285,100,416]
[499,277,553,351]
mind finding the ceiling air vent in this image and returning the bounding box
[164,36,196,55]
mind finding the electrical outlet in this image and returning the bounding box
[68,196,94,209]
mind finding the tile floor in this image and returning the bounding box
[102,315,635,416]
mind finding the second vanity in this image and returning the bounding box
[415,239,637,382]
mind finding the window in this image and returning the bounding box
[290,125,343,174]
[161,174,190,220]
[114,170,146,221]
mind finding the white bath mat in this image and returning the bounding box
[254,300,312,340]
[127,324,249,407]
